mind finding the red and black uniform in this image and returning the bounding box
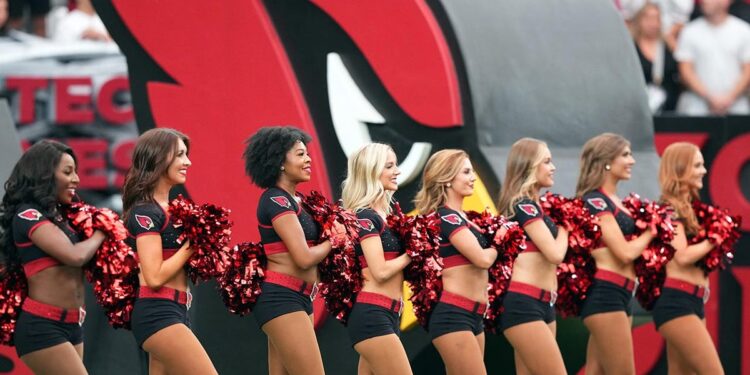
[428,207,489,340]
[253,187,321,328]
[12,203,85,357]
[126,202,192,347]
[347,208,404,346]
[652,211,707,329]
[580,189,637,319]
[500,198,558,331]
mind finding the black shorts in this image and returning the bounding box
[8,0,50,18]
[131,298,190,348]
[652,288,705,329]
[347,302,400,346]
[253,281,313,328]
[428,302,484,340]
[580,279,634,320]
[500,291,556,332]
[13,310,83,357]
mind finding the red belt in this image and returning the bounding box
[664,278,709,302]
[265,270,317,298]
[139,286,192,308]
[357,291,402,313]
[508,281,557,305]
[595,269,637,293]
[440,291,488,315]
[22,298,85,325]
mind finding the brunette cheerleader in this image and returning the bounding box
[414,149,499,375]
[341,143,412,375]
[653,142,723,374]
[123,128,217,375]
[0,140,105,374]
[496,138,568,375]
[243,126,345,375]
[576,133,654,374]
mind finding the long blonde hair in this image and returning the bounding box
[575,133,630,197]
[659,142,700,235]
[497,138,548,217]
[341,143,395,214]
[414,149,469,214]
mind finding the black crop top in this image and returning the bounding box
[257,187,320,255]
[583,190,636,237]
[437,206,490,268]
[126,202,184,259]
[354,208,403,269]
[12,203,80,277]
[510,198,559,253]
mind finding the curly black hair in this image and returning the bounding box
[0,140,76,266]
[243,126,312,189]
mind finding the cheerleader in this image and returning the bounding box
[414,149,499,375]
[0,140,105,374]
[243,126,345,375]
[653,142,723,374]
[341,143,412,375]
[496,138,568,375]
[122,128,217,375]
[576,133,654,374]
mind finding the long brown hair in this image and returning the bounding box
[659,142,700,235]
[122,128,190,220]
[497,138,547,217]
[414,149,469,214]
[575,133,630,197]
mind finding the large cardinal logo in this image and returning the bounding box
[134,214,154,230]
[17,209,42,221]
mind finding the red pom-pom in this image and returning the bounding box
[301,191,361,324]
[387,203,442,328]
[0,263,27,345]
[168,195,233,284]
[622,194,676,310]
[217,242,266,316]
[466,210,525,333]
[539,193,600,318]
[64,202,140,329]
[691,200,742,275]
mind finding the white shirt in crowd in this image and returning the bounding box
[675,15,750,115]
[53,9,108,43]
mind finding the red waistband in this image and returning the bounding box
[595,269,637,292]
[22,297,85,324]
[23,257,62,277]
[359,252,399,269]
[264,240,316,255]
[357,291,402,313]
[265,270,315,296]
[138,286,192,307]
[440,291,487,314]
[508,281,556,304]
[664,278,708,299]
[441,254,472,269]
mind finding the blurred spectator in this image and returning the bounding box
[633,3,682,112]
[0,0,8,29]
[676,0,750,115]
[731,0,750,24]
[52,0,109,42]
[657,0,694,51]
[7,0,49,36]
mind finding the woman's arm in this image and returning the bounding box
[273,214,332,269]
[524,221,568,265]
[449,228,498,269]
[360,236,410,283]
[670,222,714,266]
[137,236,193,290]
[31,223,106,266]
[598,214,654,263]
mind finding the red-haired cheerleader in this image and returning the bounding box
[497,138,568,375]
[123,128,217,375]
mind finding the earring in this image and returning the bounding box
[446,183,452,188]
[281,166,285,171]
[605,165,611,171]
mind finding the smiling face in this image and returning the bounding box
[610,145,635,181]
[534,145,555,188]
[163,138,191,186]
[55,153,79,204]
[449,157,476,198]
[379,149,400,192]
[282,141,312,183]
[686,150,707,190]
